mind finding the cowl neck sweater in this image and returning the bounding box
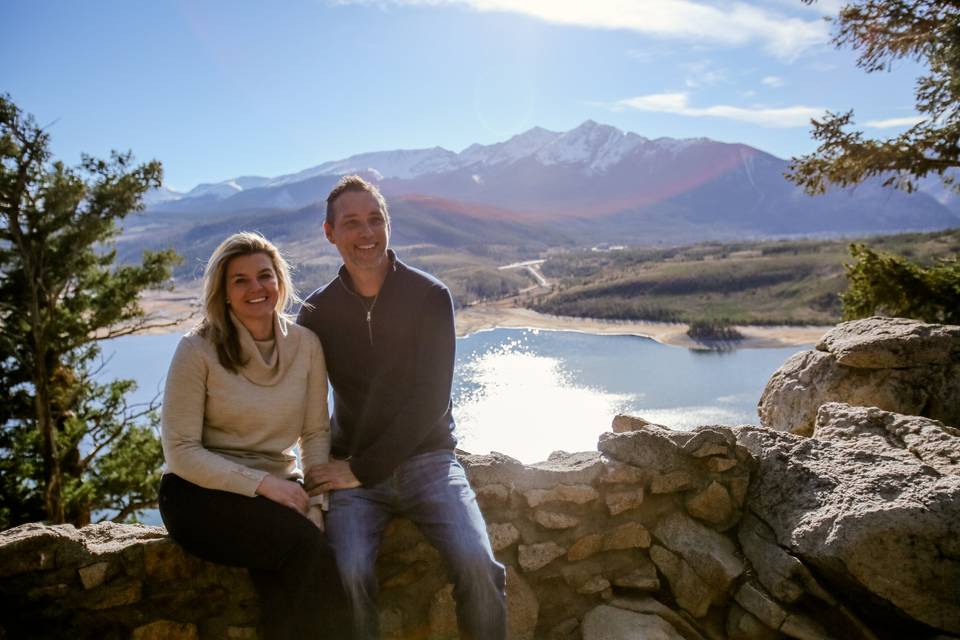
[229,311,301,387]
[161,310,330,497]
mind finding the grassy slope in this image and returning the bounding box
[528,229,960,325]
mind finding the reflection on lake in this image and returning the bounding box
[450,329,805,463]
[100,328,807,466]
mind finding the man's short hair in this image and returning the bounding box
[325,175,389,227]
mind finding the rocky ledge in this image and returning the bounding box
[1,317,958,640]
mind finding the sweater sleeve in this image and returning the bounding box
[300,335,331,508]
[348,285,456,485]
[160,336,268,496]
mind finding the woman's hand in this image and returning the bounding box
[255,475,310,514]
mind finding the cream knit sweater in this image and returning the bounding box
[160,312,330,497]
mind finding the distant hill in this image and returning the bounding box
[145,120,959,246]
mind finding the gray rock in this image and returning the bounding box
[517,451,606,489]
[684,481,733,526]
[733,581,786,630]
[582,605,685,640]
[612,414,665,433]
[533,510,580,530]
[650,545,715,619]
[653,512,744,594]
[815,402,960,476]
[609,596,707,640]
[611,556,660,592]
[737,512,833,604]
[650,470,700,494]
[486,522,521,552]
[683,428,735,458]
[726,604,780,640]
[736,425,960,634]
[598,428,690,474]
[599,458,646,484]
[758,318,960,436]
[816,316,960,369]
[524,484,599,508]
[518,542,566,572]
[604,488,644,516]
[603,522,651,551]
[460,451,525,486]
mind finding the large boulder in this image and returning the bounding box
[814,402,960,477]
[735,425,960,635]
[758,317,960,435]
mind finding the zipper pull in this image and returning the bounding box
[366,310,372,323]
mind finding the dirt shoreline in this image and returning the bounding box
[139,287,829,349]
[455,304,829,348]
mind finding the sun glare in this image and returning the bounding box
[454,337,634,463]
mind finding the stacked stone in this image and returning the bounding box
[5,401,954,638]
[367,416,759,639]
[0,522,258,639]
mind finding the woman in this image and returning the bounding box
[158,231,349,639]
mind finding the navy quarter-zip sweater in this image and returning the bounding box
[297,251,457,486]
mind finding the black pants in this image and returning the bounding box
[158,473,351,640]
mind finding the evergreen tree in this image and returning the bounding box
[842,243,960,323]
[788,0,960,194]
[789,2,960,324]
[0,95,180,528]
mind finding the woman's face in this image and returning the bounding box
[225,252,280,330]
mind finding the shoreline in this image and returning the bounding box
[137,288,830,349]
[455,304,829,349]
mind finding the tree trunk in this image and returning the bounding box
[34,352,64,523]
[27,266,64,523]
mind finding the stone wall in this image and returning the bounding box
[1,418,760,640]
[3,417,927,640]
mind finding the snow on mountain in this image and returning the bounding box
[270,147,459,185]
[159,122,735,207]
[534,120,648,173]
[459,126,560,167]
[185,181,243,200]
[142,185,184,206]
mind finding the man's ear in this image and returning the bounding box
[323,221,335,244]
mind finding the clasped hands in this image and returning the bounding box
[304,459,362,494]
[254,460,360,529]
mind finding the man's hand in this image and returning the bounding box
[305,460,361,494]
[256,475,310,514]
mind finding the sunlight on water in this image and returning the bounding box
[453,337,635,463]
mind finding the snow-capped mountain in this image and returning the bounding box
[153,121,710,206]
[142,185,185,206]
[146,120,959,240]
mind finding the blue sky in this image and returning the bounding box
[3,0,925,192]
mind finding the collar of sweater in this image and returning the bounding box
[228,310,301,386]
[337,249,399,296]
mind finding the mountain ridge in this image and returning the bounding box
[143,120,959,244]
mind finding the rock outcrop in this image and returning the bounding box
[813,402,960,476]
[736,423,960,636]
[758,317,960,436]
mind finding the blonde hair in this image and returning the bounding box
[197,232,300,372]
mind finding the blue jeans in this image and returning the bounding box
[326,450,506,640]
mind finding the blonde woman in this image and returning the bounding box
[158,232,349,640]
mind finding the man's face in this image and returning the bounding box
[324,190,391,275]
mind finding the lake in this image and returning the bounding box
[100,327,804,464]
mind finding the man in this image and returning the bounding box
[298,175,506,640]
